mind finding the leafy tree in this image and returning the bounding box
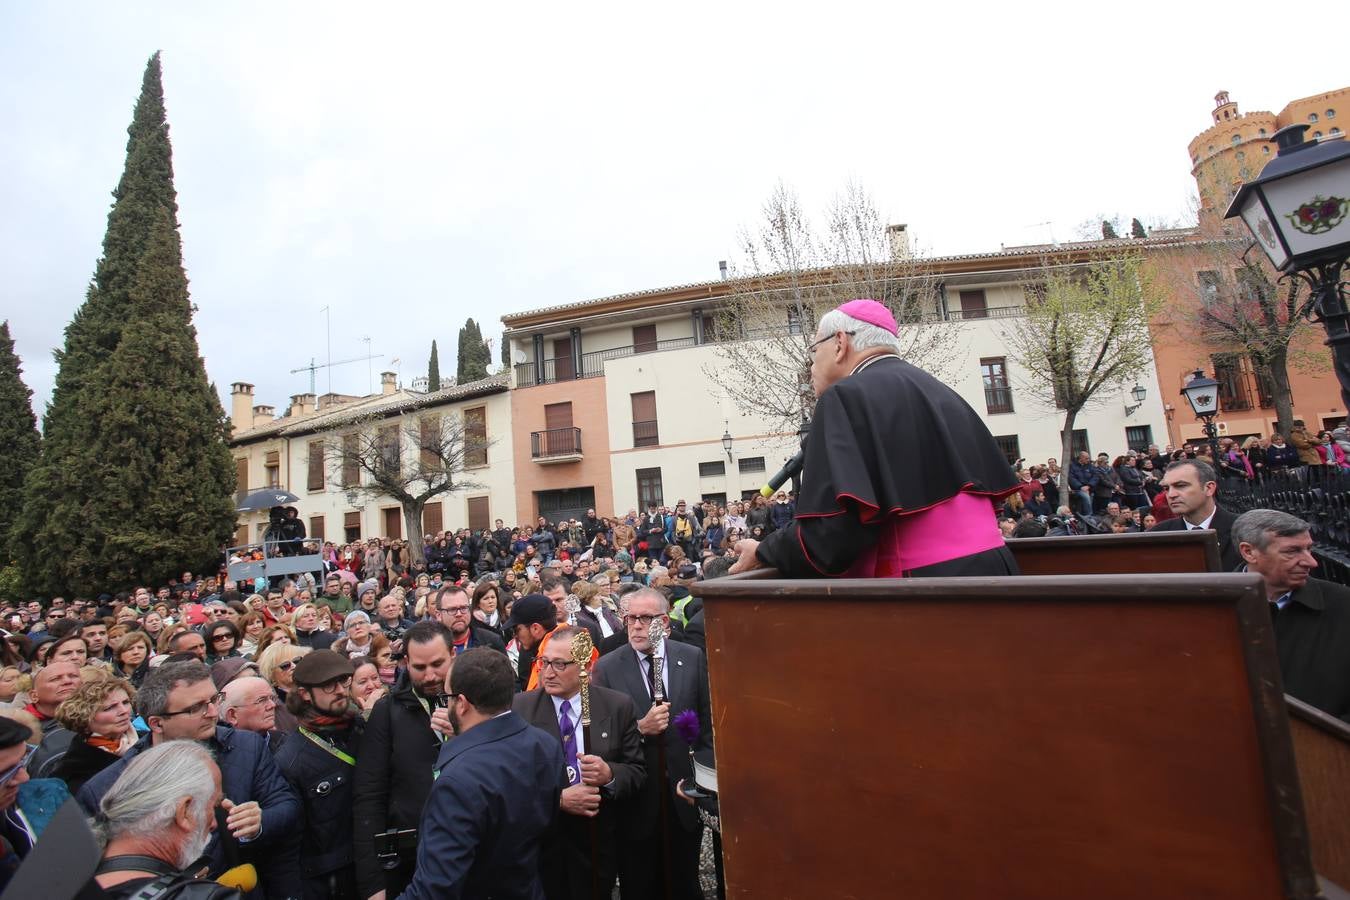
[501,330,510,370]
[0,322,40,564]
[13,53,235,593]
[427,340,441,392]
[1001,252,1163,508]
[1101,220,1119,240]
[1130,218,1148,239]
[457,318,490,382]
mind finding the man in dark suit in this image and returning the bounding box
[401,648,566,899]
[1146,459,1242,571]
[593,588,712,900]
[514,626,645,899]
[1233,509,1350,720]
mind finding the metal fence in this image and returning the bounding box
[1221,468,1350,586]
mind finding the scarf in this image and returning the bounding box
[23,703,49,722]
[87,730,137,755]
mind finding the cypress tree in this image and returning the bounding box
[0,323,41,564]
[13,53,235,593]
[500,330,510,370]
[1130,218,1147,238]
[457,318,489,382]
[1101,220,1119,240]
[427,340,441,392]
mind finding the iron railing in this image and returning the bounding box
[1222,467,1350,586]
[531,427,583,459]
[984,386,1015,414]
[633,419,660,448]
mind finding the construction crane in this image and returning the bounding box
[290,354,384,395]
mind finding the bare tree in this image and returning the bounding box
[325,410,488,567]
[706,181,964,434]
[1000,251,1163,508]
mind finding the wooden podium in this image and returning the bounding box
[694,571,1324,899]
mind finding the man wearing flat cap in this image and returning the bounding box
[275,650,364,899]
[733,298,1020,579]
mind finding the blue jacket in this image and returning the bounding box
[78,725,301,898]
[399,711,564,900]
[1265,443,1299,469]
[1068,461,1098,491]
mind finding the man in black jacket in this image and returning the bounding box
[432,585,507,656]
[352,623,455,899]
[1233,509,1350,721]
[275,651,364,900]
[1146,459,1242,571]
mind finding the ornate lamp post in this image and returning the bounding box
[721,427,733,462]
[1124,383,1147,417]
[1225,125,1350,411]
[1180,369,1223,462]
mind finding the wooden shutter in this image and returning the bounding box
[307,441,325,491]
[631,391,658,447]
[383,508,402,540]
[632,324,658,353]
[344,511,361,529]
[467,497,490,533]
[553,337,574,381]
[309,515,325,541]
[544,402,573,431]
[464,407,487,468]
[264,450,280,466]
[422,502,443,535]
[379,425,401,477]
[235,458,249,492]
[342,434,360,487]
[959,289,988,319]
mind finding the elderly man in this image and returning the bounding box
[1233,509,1350,720]
[732,298,1019,579]
[514,625,644,899]
[219,676,280,747]
[89,742,229,898]
[1147,459,1241,571]
[26,661,82,776]
[593,587,712,900]
[78,660,300,896]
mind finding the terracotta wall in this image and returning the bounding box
[510,376,613,523]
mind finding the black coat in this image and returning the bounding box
[274,721,364,900]
[352,672,444,899]
[52,735,121,795]
[1274,578,1350,721]
[1146,504,1242,572]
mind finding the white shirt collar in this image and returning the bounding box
[1185,506,1217,530]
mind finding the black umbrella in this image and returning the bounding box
[237,488,301,511]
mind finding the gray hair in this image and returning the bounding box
[136,660,213,720]
[93,741,216,847]
[816,308,900,354]
[1231,509,1311,553]
[627,587,670,614]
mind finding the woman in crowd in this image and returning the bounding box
[1243,436,1268,477]
[237,612,267,658]
[255,624,297,660]
[368,634,398,687]
[1317,430,1349,469]
[257,642,309,733]
[139,611,165,647]
[574,581,622,640]
[205,621,242,664]
[112,632,153,687]
[1115,455,1147,510]
[333,611,374,659]
[291,604,336,650]
[53,675,138,794]
[0,667,22,705]
[471,580,505,638]
[351,659,387,715]
[591,533,615,560]
[48,634,89,668]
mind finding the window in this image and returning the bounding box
[958,289,988,320]
[787,307,803,335]
[1060,429,1089,458]
[341,434,360,487]
[1314,131,1323,139]
[1236,267,1271,304]
[992,434,1021,465]
[464,407,488,468]
[699,460,726,477]
[307,441,325,492]
[309,515,325,542]
[1309,113,1319,124]
[1255,363,1277,409]
[552,337,574,381]
[343,511,361,543]
[383,507,402,540]
[632,324,658,354]
[636,468,664,510]
[1333,128,1343,136]
[422,502,443,536]
[419,415,442,472]
[740,488,761,501]
[1212,353,1252,411]
[1328,109,1337,119]
[1197,270,1221,307]
[631,391,659,447]
[467,496,490,533]
[379,425,401,478]
[235,458,249,496]
[1231,134,1241,145]
[981,357,1014,414]
[738,456,766,474]
[264,450,280,488]
[1262,146,1270,155]
[1124,426,1153,452]
[701,492,727,506]
[1259,128,1267,136]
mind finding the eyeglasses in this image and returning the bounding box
[212,634,234,642]
[277,660,297,672]
[161,692,225,718]
[622,614,663,628]
[536,658,576,673]
[0,745,36,788]
[807,330,855,354]
[439,605,470,615]
[311,676,353,692]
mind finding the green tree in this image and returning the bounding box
[500,330,510,370]
[457,318,489,382]
[0,322,41,564]
[1130,218,1147,239]
[13,53,235,593]
[427,339,441,392]
[1101,220,1119,240]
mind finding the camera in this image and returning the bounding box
[373,828,418,869]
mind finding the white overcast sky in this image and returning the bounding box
[2,2,1346,419]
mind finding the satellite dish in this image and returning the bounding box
[514,349,528,364]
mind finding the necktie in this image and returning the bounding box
[645,652,658,699]
[559,703,580,785]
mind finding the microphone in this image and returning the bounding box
[760,448,805,498]
[217,863,258,892]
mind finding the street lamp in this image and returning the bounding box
[1124,383,1147,417]
[1180,369,1223,462]
[1225,124,1350,411]
[721,427,733,462]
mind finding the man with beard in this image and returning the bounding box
[400,648,564,900]
[505,594,559,692]
[89,742,233,899]
[432,585,506,656]
[275,651,364,899]
[353,622,455,900]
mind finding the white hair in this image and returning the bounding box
[816,308,900,354]
[94,741,216,858]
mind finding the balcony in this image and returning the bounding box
[515,336,698,386]
[531,427,583,463]
[984,386,1015,415]
[946,306,1024,321]
[633,419,660,448]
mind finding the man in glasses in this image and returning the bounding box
[0,717,35,890]
[434,585,505,656]
[218,676,280,746]
[513,625,644,899]
[77,660,301,895]
[593,588,712,900]
[275,650,363,899]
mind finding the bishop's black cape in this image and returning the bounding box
[756,355,1019,577]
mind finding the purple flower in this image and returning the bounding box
[673,709,701,747]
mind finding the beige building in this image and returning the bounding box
[226,372,514,548]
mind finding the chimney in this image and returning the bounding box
[718,260,728,280]
[252,404,275,427]
[230,383,254,429]
[289,393,316,417]
[886,224,911,261]
[380,371,398,396]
